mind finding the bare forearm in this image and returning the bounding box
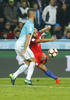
[42,28,48,32]
[36,39,51,43]
[36,37,55,43]
[42,26,51,32]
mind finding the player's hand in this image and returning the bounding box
[20,49,26,56]
[47,25,51,30]
[51,36,56,41]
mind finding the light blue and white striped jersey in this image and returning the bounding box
[15,19,34,49]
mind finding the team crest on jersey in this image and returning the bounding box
[32,38,35,42]
[30,28,32,31]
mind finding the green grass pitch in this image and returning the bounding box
[0,78,70,100]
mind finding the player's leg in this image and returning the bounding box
[9,59,29,85]
[41,54,49,64]
[9,50,30,85]
[39,53,60,84]
[11,58,36,85]
[9,58,36,85]
[25,57,36,80]
[13,61,29,78]
[16,55,28,75]
[21,47,36,85]
[24,58,36,85]
[13,56,36,85]
[12,58,36,85]
[38,64,60,84]
[9,47,36,85]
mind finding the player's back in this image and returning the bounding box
[15,19,34,50]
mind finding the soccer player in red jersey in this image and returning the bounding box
[30,26,60,84]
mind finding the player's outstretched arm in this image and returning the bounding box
[20,34,31,55]
[36,36,56,43]
[42,25,51,32]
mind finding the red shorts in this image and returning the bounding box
[34,52,46,67]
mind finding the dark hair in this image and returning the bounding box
[27,8,35,18]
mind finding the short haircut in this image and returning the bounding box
[27,8,35,18]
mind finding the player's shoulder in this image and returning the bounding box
[38,30,43,36]
[25,19,34,28]
[27,19,33,24]
[38,30,42,33]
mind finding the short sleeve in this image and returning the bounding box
[38,30,43,35]
[26,24,34,35]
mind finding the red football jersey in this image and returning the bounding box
[30,30,43,54]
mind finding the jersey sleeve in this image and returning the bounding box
[38,30,43,36]
[26,24,34,35]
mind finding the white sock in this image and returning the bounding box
[13,64,28,78]
[24,69,28,75]
[26,62,35,80]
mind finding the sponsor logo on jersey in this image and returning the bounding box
[32,38,35,42]
[30,28,32,31]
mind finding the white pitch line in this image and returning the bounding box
[0,85,70,88]
[27,86,70,88]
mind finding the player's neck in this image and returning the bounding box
[28,18,34,23]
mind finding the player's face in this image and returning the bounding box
[33,29,38,38]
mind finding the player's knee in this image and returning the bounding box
[41,56,49,64]
[29,57,36,63]
[24,60,30,66]
[38,64,47,71]
[32,57,36,63]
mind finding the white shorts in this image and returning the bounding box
[15,47,34,62]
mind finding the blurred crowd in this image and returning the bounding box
[0,0,70,39]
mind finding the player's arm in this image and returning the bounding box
[24,34,31,50]
[38,26,51,35]
[35,36,56,43]
[20,34,31,55]
[42,26,51,32]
